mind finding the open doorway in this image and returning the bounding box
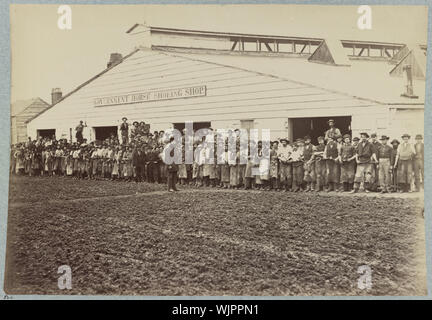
[291,116,351,144]
[37,129,56,139]
[173,121,212,132]
[94,126,118,142]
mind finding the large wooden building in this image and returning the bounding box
[26,26,426,143]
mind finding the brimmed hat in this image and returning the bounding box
[327,119,335,123]
[343,134,351,139]
[415,134,423,139]
[391,139,400,145]
[371,133,377,138]
[279,138,289,143]
[122,117,128,121]
[352,137,360,142]
[401,133,410,139]
[379,135,389,141]
[271,140,279,145]
[133,121,139,126]
[360,132,369,138]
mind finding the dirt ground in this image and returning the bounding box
[4,175,427,296]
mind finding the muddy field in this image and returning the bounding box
[4,175,427,296]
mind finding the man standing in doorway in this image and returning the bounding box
[75,120,86,144]
[324,119,341,142]
[120,117,129,145]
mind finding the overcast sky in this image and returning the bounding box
[10,4,428,103]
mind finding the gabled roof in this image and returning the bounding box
[11,97,50,117]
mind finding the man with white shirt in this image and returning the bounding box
[394,133,416,193]
[277,138,293,192]
[291,139,305,192]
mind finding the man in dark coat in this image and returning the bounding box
[165,137,179,192]
[119,117,129,145]
[350,132,377,193]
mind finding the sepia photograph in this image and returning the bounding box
[2,3,428,298]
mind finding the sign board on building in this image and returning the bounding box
[94,85,206,107]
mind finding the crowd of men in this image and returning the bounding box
[10,119,424,193]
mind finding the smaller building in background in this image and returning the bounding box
[11,97,51,145]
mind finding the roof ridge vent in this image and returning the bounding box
[389,46,426,80]
[308,39,351,66]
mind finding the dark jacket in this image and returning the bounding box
[357,141,374,164]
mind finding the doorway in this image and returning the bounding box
[173,121,212,132]
[94,126,118,142]
[37,129,56,139]
[291,116,351,144]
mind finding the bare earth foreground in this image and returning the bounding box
[4,175,427,296]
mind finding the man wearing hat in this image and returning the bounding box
[339,134,356,192]
[277,138,293,191]
[324,119,341,142]
[302,135,316,192]
[165,136,179,192]
[351,132,377,193]
[313,136,326,191]
[369,133,381,192]
[323,134,339,192]
[413,134,424,192]
[390,139,400,192]
[75,120,87,144]
[269,141,280,190]
[120,117,129,145]
[131,121,140,141]
[394,134,416,192]
[291,139,305,192]
[377,135,393,193]
[352,137,360,150]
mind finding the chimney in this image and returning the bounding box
[401,65,418,99]
[107,53,123,68]
[51,88,62,105]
